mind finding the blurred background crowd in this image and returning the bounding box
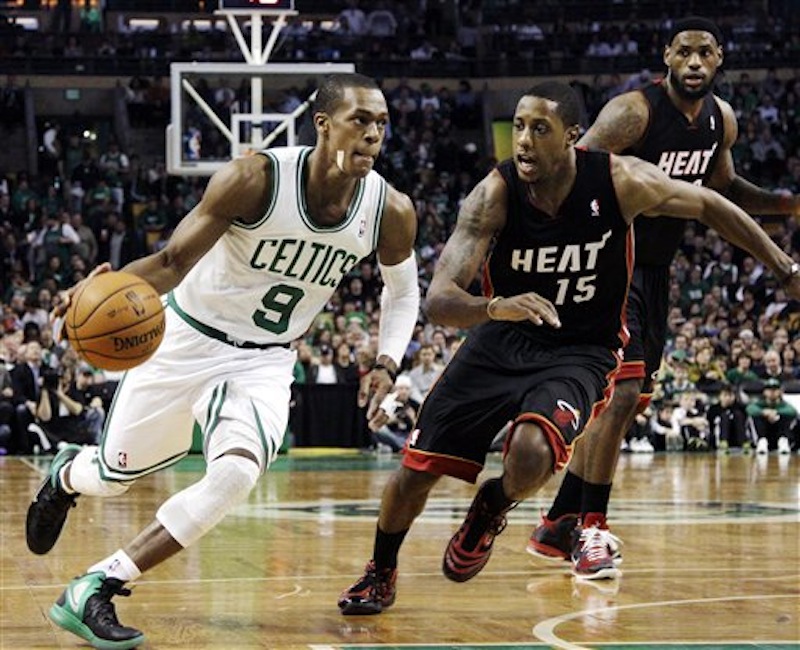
[1,0,800,456]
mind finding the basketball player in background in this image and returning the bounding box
[338,82,800,615]
[26,73,419,649]
[528,17,800,579]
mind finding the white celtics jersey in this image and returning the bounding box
[171,146,387,346]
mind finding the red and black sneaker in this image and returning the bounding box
[442,483,512,583]
[526,512,579,561]
[571,513,623,580]
[338,560,397,615]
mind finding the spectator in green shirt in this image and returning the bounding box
[746,378,796,454]
[726,353,759,386]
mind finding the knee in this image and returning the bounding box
[509,423,553,458]
[394,465,439,498]
[156,454,260,548]
[505,424,554,485]
[210,453,260,496]
[608,379,644,419]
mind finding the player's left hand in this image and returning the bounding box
[50,262,113,342]
[359,359,397,431]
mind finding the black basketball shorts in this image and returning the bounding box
[616,265,670,395]
[402,321,619,483]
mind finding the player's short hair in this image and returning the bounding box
[313,73,381,115]
[522,81,581,128]
[667,16,723,47]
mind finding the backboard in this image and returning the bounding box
[166,0,354,176]
[219,0,296,11]
[166,62,355,176]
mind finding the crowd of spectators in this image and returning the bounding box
[2,4,800,455]
[0,1,798,77]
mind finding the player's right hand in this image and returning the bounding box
[359,362,397,431]
[488,293,561,328]
[50,262,112,341]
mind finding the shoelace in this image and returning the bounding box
[461,500,515,549]
[487,514,508,536]
[577,527,615,564]
[490,500,520,536]
[360,562,393,597]
[89,579,132,628]
[604,529,623,553]
[38,486,76,513]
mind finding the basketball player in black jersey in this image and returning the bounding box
[338,81,800,614]
[528,17,800,580]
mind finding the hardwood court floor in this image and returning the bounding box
[1,450,798,649]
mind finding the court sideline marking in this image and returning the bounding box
[532,593,799,649]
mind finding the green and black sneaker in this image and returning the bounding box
[26,443,82,555]
[49,571,145,650]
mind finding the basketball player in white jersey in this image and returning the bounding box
[26,73,419,649]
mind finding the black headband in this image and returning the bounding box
[668,16,722,46]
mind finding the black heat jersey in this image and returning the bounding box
[488,149,633,350]
[626,81,724,266]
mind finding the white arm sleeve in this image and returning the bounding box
[378,254,420,366]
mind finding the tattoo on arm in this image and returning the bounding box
[438,183,495,289]
[582,101,647,152]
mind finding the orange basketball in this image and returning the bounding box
[65,271,166,372]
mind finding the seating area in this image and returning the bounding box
[1,0,799,454]
[0,0,797,76]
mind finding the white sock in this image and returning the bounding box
[58,464,76,495]
[88,549,142,583]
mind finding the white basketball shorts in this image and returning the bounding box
[96,305,296,481]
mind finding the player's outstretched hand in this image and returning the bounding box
[50,262,112,341]
[489,293,561,328]
[359,361,397,431]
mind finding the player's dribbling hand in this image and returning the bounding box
[359,361,397,431]
[489,293,561,328]
[50,262,112,341]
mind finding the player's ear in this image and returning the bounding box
[565,125,580,146]
[314,112,330,136]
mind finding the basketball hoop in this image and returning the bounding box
[166,0,354,176]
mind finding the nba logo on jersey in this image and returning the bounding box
[358,217,367,237]
[590,199,600,217]
[710,115,716,131]
[118,451,127,468]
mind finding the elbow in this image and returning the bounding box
[424,296,460,327]
[423,295,447,325]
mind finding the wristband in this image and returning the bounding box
[372,362,398,383]
[486,296,503,320]
[779,261,800,286]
